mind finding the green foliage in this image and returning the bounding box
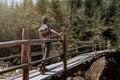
[85,0,94,17]
[50,0,64,31]
[102,28,117,42]
[81,31,94,41]
[0,0,120,47]
[36,0,47,15]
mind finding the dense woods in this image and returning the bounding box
[0,0,120,55]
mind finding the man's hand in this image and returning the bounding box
[59,32,64,36]
[59,32,64,42]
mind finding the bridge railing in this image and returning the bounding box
[66,39,108,58]
[0,28,64,80]
[0,28,110,80]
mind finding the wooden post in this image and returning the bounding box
[104,40,106,49]
[102,40,106,54]
[61,34,67,80]
[75,43,78,53]
[21,28,31,80]
[99,41,101,51]
[93,40,96,58]
[107,40,112,53]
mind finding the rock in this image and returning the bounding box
[85,57,106,80]
[73,76,84,80]
[85,53,120,80]
[99,54,120,80]
[67,76,73,80]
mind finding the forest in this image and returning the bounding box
[0,0,120,55]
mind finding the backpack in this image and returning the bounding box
[39,24,52,39]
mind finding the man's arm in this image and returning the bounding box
[50,29,63,37]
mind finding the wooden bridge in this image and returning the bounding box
[0,28,116,80]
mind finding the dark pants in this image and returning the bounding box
[41,42,51,66]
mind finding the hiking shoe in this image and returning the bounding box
[39,65,48,74]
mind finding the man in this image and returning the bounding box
[38,16,63,74]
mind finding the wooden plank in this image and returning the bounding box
[14,56,91,80]
[6,52,92,80]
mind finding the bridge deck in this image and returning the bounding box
[6,49,116,80]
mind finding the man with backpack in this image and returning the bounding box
[38,16,63,74]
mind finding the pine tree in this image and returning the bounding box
[23,0,33,12]
[36,0,47,15]
[50,0,63,31]
[85,0,94,17]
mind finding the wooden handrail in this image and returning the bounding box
[67,40,93,44]
[0,39,61,48]
[0,40,28,48]
[0,45,99,61]
[0,51,42,61]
